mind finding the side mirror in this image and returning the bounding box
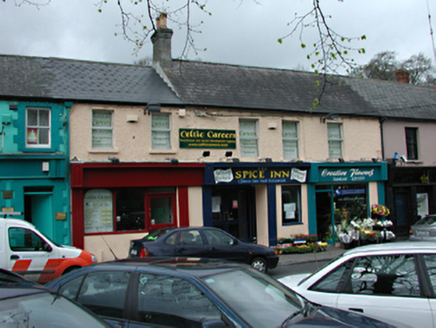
[43,243,52,252]
[202,320,227,328]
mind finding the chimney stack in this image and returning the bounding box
[395,69,410,84]
[152,13,173,64]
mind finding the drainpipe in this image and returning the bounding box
[379,117,386,160]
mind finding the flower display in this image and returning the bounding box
[371,204,390,216]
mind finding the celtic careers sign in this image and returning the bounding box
[179,129,236,149]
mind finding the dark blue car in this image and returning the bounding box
[45,258,396,328]
[128,226,279,273]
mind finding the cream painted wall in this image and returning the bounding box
[255,185,269,246]
[276,184,309,240]
[368,182,379,208]
[85,232,145,262]
[70,104,382,163]
[188,186,203,226]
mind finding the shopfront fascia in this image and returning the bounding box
[203,162,310,246]
[307,162,388,242]
[70,162,204,252]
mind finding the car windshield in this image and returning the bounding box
[416,215,436,226]
[201,268,303,327]
[0,291,109,327]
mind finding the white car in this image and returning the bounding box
[279,241,436,328]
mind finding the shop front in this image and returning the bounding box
[70,162,204,261]
[385,163,436,237]
[307,162,388,244]
[203,162,310,246]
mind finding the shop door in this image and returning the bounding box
[395,191,411,237]
[24,193,53,238]
[212,186,256,243]
[316,191,334,243]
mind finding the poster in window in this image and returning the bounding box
[212,196,221,213]
[284,203,296,219]
[27,129,38,144]
[84,189,113,233]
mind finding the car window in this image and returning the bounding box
[136,273,221,327]
[179,230,203,245]
[310,260,352,293]
[58,275,85,300]
[422,254,436,295]
[70,271,130,319]
[204,229,234,245]
[349,254,420,297]
[8,227,49,252]
[164,231,178,245]
[416,216,436,225]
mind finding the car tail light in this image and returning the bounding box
[139,248,149,258]
[410,227,413,235]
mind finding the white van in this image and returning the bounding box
[0,217,96,283]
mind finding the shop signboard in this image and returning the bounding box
[213,167,307,184]
[179,128,236,149]
[317,167,381,183]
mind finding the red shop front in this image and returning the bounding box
[70,162,204,249]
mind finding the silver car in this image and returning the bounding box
[279,242,436,327]
[410,214,436,241]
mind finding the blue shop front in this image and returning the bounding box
[203,162,310,246]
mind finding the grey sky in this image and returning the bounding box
[1,0,435,73]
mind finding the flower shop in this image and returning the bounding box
[336,204,395,248]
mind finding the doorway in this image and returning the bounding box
[24,191,53,238]
[211,186,256,242]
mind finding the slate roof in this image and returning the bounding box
[160,60,379,117]
[343,77,436,120]
[0,55,182,105]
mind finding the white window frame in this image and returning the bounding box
[92,110,113,149]
[151,113,171,150]
[25,107,50,148]
[327,123,343,159]
[239,119,259,157]
[282,121,299,159]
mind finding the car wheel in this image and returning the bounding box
[251,257,267,273]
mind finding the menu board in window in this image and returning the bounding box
[84,189,113,233]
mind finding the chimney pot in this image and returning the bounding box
[395,69,410,84]
[156,13,167,29]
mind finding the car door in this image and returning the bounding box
[201,228,249,263]
[420,254,436,327]
[6,226,60,282]
[174,229,208,257]
[335,254,433,327]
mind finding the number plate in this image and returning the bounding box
[416,230,429,236]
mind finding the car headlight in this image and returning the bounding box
[91,254,97,263]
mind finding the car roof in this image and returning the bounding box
[75,257,249,279]
[342,241,436,257]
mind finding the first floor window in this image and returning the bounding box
[405,127,418,160]
[328,123,343,159]
[282,186,301,224]
[26,107,50,147]
[92,110,113,148]
[282,121,299,159]
[239,119,258,157]
[151,113,171,149]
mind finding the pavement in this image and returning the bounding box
[277,244,347,266]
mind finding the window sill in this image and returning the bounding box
[282,222,303,226]
[149,150,177,155]
[88,149,119,154]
